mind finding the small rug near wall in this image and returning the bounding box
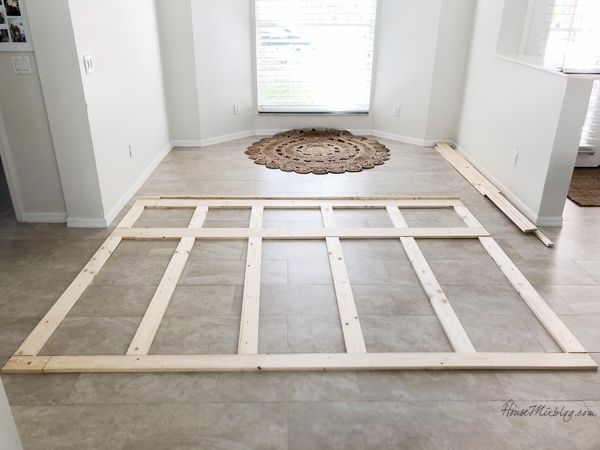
[568,167,600,206]
[246,128,390,174]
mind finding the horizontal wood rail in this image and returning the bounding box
[113,227,490,240]
[4,353,596,374]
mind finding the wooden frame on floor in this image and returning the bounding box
[3,196,596,373]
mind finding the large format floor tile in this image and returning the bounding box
[3,137,600,449]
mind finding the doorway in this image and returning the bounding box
[0,157,14,220]
[567,80,600,208]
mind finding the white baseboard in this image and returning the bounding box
[172,131,256,148]
[254,128,287,137]
[99,141,173,228]
[369,130,427,146]
[254,128,450,147]
[347,128,374,136]
[535,216,563,227]
[171,139,203,147]
[255,128,377,138]
[425,138,456,147]
[67,216,109,228]
[22,212,67,223]
[455,144,563,227]
[368,130,454,147]
[21,142,172,228]
[176,128,456,149]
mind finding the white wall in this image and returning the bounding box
[539,78,594,218]
[27,0,170,226]
[457,0,594,224]
[27,0,105,225]
[191,0,255,142]
[68,0,171,224]
[156,0,202,142]
[0,380,21,450]
[496,0,529,54]
[371,0,475,144]
[0,52,66,222]
[158,0,475,145]
[425,0,476,142]
[370,0,441,142]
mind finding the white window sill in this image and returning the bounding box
[258,111,370,116]
[495,53,600,80]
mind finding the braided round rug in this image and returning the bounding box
[245,128,390,174]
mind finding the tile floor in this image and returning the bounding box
[1,137,600,449]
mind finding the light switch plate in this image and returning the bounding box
[83,54,94,74]
[11,56,32,74]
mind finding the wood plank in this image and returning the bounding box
[453,204,485,229]
[321,205,367,353]
[14,202,147,356]
[141,195,461,201]
[479,237,586,353]
[7,353,593,373]
[137,198,461,209]
[454,204,586,353]
[127,206,208,355]
[455,203,543,248]
[436,144,490,195]
[15,236,123,356]
[238,206,264,354]
[490,192,537,232]
[386,206,476,353]
[2,356,50,374]
[533,229,554,248]
[116,203,145,228]
[114,226,490,240]
[436,143,537,233]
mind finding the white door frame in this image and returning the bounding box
[0,108,25,222]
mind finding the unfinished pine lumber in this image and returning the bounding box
[435,143,554,247]
[4,195,591,374]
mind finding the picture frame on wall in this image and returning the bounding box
[8,18,25,42]
[5,0,20,17]
[0,0,33,51]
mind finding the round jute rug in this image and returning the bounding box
[245,128,390,174]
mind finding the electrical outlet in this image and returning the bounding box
[83,54,94,75]
[512,150,519,167]
[11,56,32,74]
[393,105,401,117]
[234,104,240,116]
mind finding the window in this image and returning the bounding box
[581,80,600,150]
[535,0,600,72]
[255,0,378,114]
[526,1,600,151]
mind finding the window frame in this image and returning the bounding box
[524,0,600,73]
[251,0,380,115]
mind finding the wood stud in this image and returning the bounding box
[4,196,594,373]
[386,206,475,353]
[454,204,586,353]
[321,205,367,353]
[127,206,208,355]
[238,206,264,354]
[14,205,145,357]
